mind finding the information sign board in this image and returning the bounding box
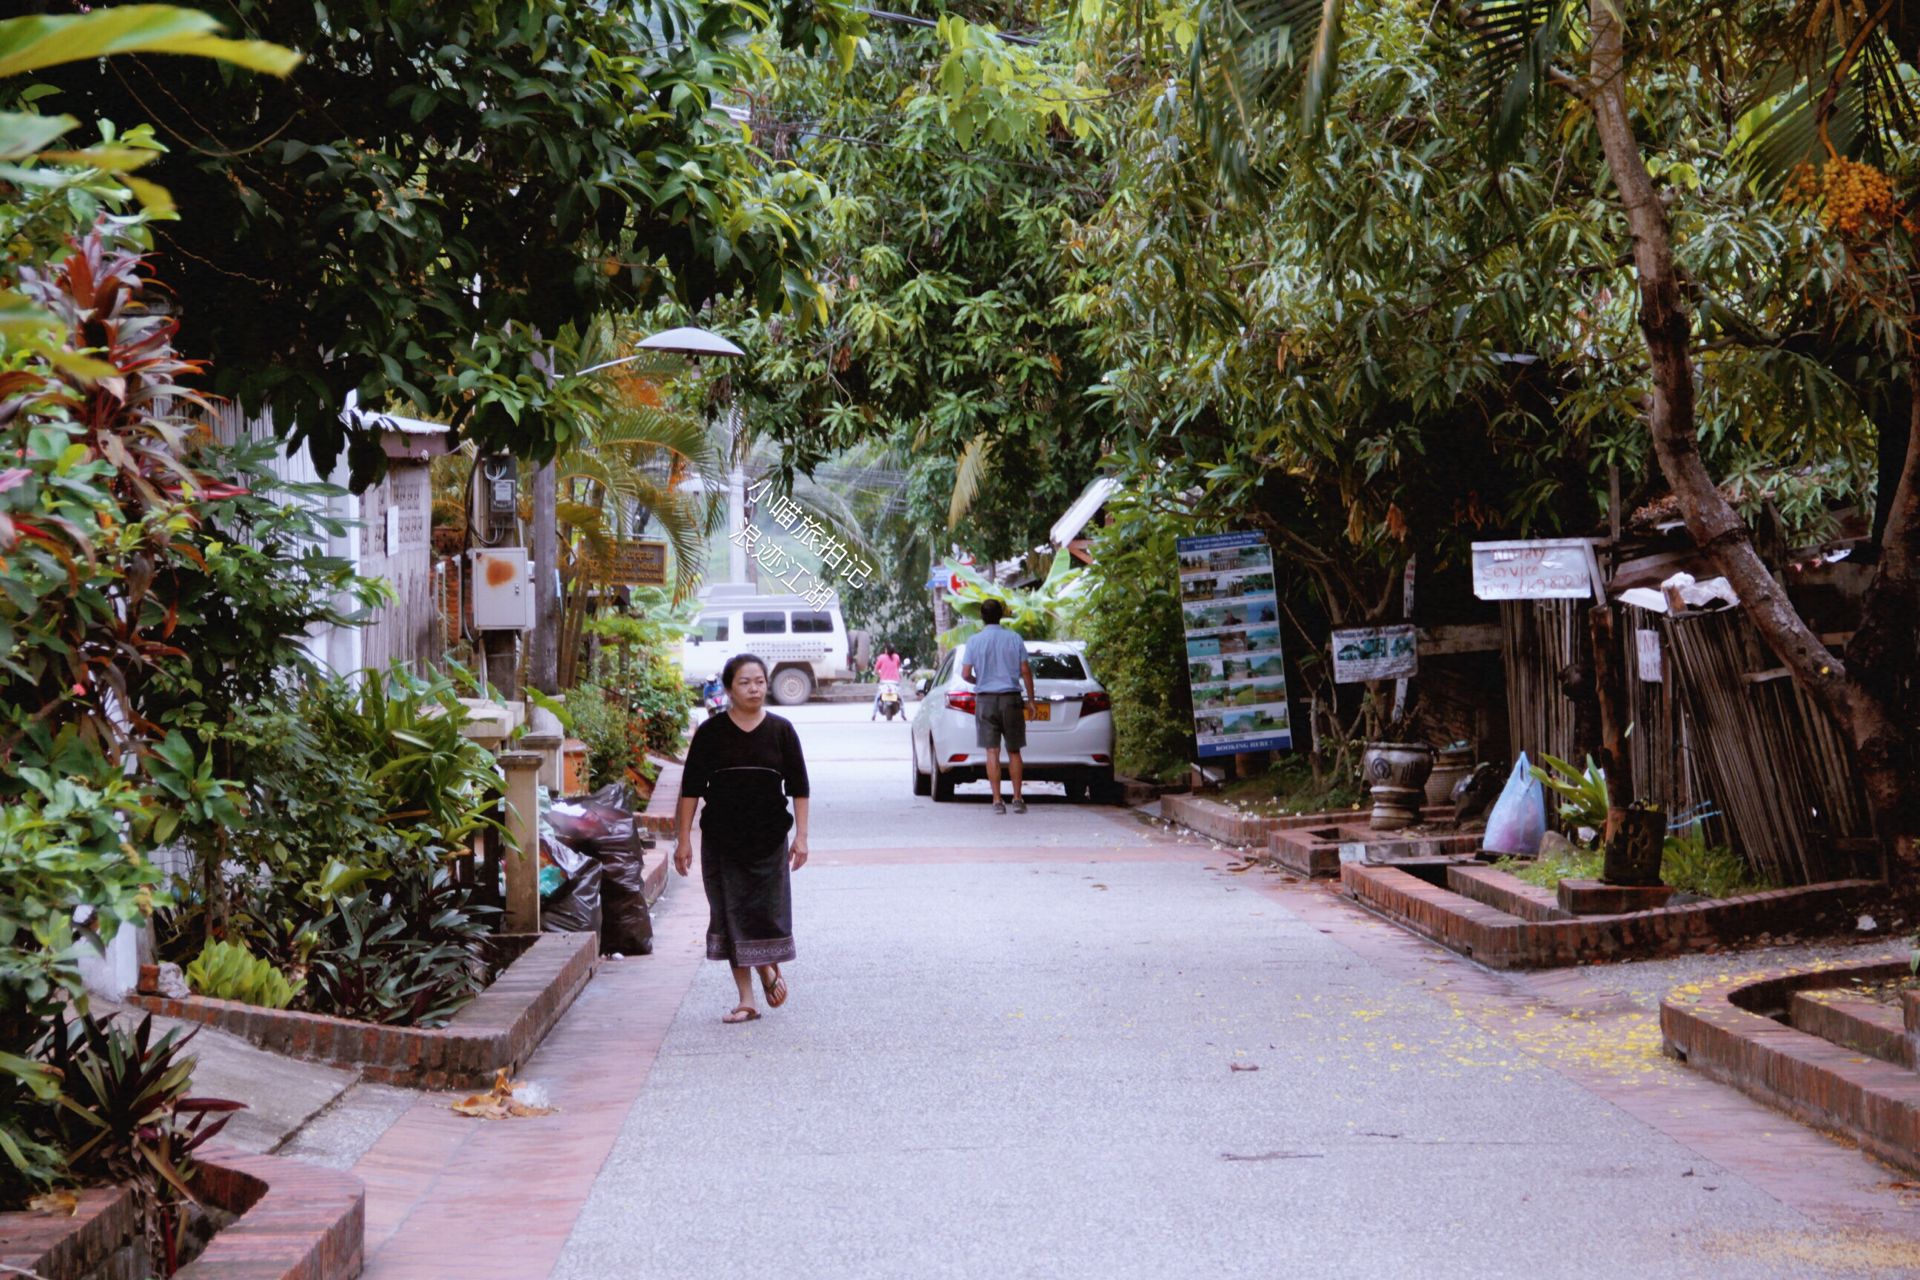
[1330,624,1418,683]
[1176,531,1292,757]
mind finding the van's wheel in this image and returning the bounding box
[911,743,932,796]
[1064,779,1089,803]
[769,666,814,706]
[932,768,955,803]
[1090,766,1122,805]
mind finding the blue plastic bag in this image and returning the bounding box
[1481,752,1547,857]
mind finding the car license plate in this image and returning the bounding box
[1026,702,1050,722]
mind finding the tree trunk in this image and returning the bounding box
[1584,0,1917,877]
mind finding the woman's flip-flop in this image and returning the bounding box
[723,1005,760,1024]
[761,966,788,1009]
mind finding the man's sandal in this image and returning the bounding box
[723,1005,760,1023]
[761,966,788,1009]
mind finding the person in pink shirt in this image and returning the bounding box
[871,645,903,719]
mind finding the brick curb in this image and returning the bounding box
[1160,793,1281,847]
[1341,862,1883,968]
[0,1151,363,1280]
[129,931,597,1089]
[641,757,683,838]
[1661,955,1920,1176]
[1788,990,1912,1068]
[0,1184,135,1279]
[181,1149,365,1279]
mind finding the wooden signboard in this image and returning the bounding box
[597,539,669,586]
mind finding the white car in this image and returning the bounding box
[909,640,1117,803]
[679,585,855,706]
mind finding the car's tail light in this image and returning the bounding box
[946,690,976,714]
[948,753,971,763]
[1081,690,1111,714]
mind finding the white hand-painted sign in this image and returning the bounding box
[1470,539,1602,601]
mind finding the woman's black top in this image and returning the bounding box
[680,713,810,848]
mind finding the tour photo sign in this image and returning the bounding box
[1330,623,1417,684]
[1176,531,1292,758]
[1470,539,1603,602]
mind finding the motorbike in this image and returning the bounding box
[701,676,729,720]
[876,679,903,721]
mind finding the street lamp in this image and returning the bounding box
[571,326,746,376]
[526,325,746,693]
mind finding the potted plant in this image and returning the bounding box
[1361,714,1434,830]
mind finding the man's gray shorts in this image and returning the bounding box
[974,692,1027,752]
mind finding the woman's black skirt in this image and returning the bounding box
[702,835,795,967]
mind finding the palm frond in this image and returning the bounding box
[1734,9,1920,194]
[948,432,993,531]
[1458,1,1580,165]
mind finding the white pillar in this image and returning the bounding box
[727,467,749,584]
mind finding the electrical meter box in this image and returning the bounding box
[469,548,534,630]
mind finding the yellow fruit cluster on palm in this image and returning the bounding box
[1782,157,1905,238]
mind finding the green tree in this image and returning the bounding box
[28,0,855,479]
[720,4,1117,563]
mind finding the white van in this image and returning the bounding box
[679,585,856,705]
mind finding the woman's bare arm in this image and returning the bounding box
[790,797,809,869]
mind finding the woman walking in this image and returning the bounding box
[672,654,811,1023]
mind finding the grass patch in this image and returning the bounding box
[1496,827,1771,897]
[1215,755,1366,816]
[1495,843,1601,889]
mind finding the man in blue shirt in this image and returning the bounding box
[961,599,1036,814]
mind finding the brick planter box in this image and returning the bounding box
[1341,862,1882,968]
[1268,810,1475,877]
[130,930,596,1089]
[1662,956,1920,1176]
[1160,794,1283,847]
[0,1150,362,1280]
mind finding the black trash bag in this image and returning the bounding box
[552,783,654,956]
[540,833,603,937]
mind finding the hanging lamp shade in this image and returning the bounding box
[633,326,745,359]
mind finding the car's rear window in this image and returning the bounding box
[1028,652,1086,680]
[791,611,834,633]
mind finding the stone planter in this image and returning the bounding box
[1362,742,1434,831]
[1424,743,1474,808]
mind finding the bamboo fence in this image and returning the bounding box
[1500,600,1583,769]
[1659,609,1871,885]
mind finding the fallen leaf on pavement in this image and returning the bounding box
[30,1190,79,1216]
[1229,1062,1260,1072]
[452,1068,558,1120]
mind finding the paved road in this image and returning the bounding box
[517,704,1920,1278]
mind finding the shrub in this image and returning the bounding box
[45,1012,241,1271]
[1663,825,1767,898]
[567,681,652,792]
[302,873,491,1028]
[1078,500,1194,782]
[0,771,162,1208]
[185,940,299,1010]
[585,598,694,759]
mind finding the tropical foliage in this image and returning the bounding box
[26,0,856,480]
[721,4,1116,562]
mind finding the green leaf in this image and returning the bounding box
[0,7,300,79]
[0,109,76,160]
